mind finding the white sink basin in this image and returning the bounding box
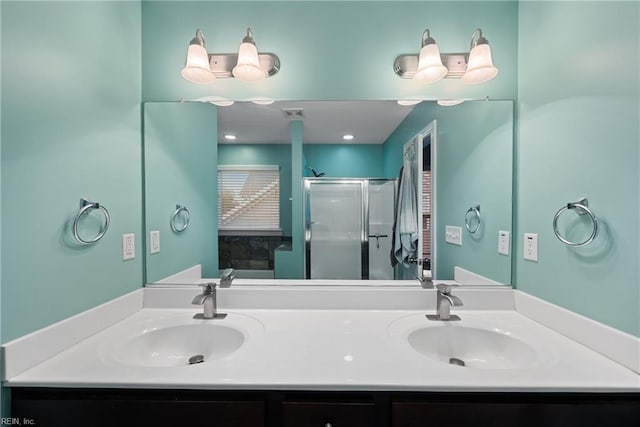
[408,325,541,370]
[110,323,244,368]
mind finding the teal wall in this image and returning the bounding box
[218,144,293,236]
[383,101,513,284]
[303,144,384,178]
[1,1,142,342]
[517,1,639,336]
[144,102,218,282]
[141,1,518,102]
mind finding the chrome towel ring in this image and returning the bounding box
[72,198,110,245]
[553,198,598,247]
[465,205,481,234]
[170,204,190,233]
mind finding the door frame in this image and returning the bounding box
[421,121,437,279]
[407,121,437,280]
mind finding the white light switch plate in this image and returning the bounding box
[445,225,462,246]
[498,230,510,255]
[122,233,135,260]
[150,230,160,254]
[524,233,538,262]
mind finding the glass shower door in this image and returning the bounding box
[368,180,396,280]
[305,180,364,279]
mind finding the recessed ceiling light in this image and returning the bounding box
[397,99,422,106]
[224,134,237,141]
[437,99,464,107]
[343,134,354,141]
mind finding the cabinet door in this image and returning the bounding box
[13,398,265,427]
[283,401,377,427]
[392,400,640,427]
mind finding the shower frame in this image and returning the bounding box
[303,178,397,280]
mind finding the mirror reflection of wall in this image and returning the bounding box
[143,102,219,283]
[143,100,513,285]
[382,100,513,284]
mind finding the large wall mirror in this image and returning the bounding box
[143,99,513,286]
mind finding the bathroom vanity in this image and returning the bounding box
[4,285,639,426]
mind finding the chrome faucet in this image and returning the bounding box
[220,268,236,288]
[412,258,433,289]
[192,282,227,319]
[427,284,463,321]
[417,269,434,289]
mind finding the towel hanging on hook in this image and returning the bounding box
[404,144,416,160]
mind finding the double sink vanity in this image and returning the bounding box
[3,280,639,426]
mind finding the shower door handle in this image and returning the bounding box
[368,233,389,249]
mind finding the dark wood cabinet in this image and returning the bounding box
[11,388,640,427]
[283,401,377,427]
[392,393,640,427]
[11,389,265,427]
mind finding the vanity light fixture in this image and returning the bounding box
[437,99,464,106]
[394,28,498,85]
[397,99,422,106]
[224,134,237,141]
[181,29,216,84]
[210,99,235,107]
[181,28,280,84]
[460,29,499,84]
[232,28,266,82]
[413,30,448,84]
[250,97,276,105]
[193,96,235,106]
[343,134,355,141]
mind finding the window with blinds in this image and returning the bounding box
[422,170,432,258]
[218,165,281,235]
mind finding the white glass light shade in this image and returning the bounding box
[461,44,498,84]
[181,44,215,84]
[232,42,265,82]
[437,99,464,107]
[397,99,422,106]
[414,43,448,84]
[250,97,275,105]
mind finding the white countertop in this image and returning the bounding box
[4,299,639,392]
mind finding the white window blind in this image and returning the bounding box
[422,170,432,257]
[218,165,281,235]
[422,170,432,214]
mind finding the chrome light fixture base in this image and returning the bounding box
[208,52,280,79]
[394,53,468,79]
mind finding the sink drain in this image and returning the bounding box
[449,357,465,367]
[188,354,205,365]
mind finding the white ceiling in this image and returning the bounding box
[216,100,416,144]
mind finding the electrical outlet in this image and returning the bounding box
[524,233,538,262]
[150,231,160,254]
[498,230,510,255]
[122,233,135,260]
[445,225,462,246]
